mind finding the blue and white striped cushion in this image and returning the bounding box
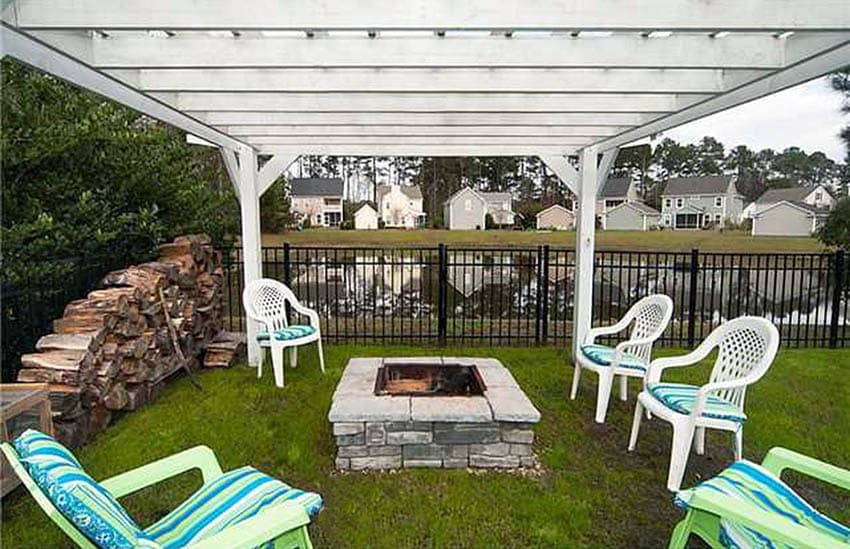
[676,460,850,549]
[648,382,747,422]
[142,466,322,549]
[580,344,646,371]
[13,430,142,549]
[256,325,317,342]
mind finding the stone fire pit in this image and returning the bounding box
[328,357,541,470]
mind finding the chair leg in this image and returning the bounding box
[734,427,743,461]
[694,427,706,456]
[628,399,644,451]
[257,346,264,379]
[317,338,326,373]
[667,424,695,491]
[271,346,285,388]
[569,364,582,400]
[291,346,298,368]
[594,370,615,424]
[619,375,628,401]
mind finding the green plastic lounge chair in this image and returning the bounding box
[2,429,321,548]
[669,447,850,549]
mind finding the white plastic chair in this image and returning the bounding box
[243,278,325,388]
[573,294,674,423]
[628,316,780,492]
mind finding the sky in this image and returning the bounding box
[658,76,848,162]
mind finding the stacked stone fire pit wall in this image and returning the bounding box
[16,235,241,448]
[329,358,541,470]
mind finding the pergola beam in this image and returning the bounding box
[106,67,767,94]
[0,23,248,152]
[30,32,834,70]
[256,144,582,156]
[224,125,627,138]
[596,40,850,150]
[194,111,664,127]
[9,0,850,31]
[152,92,710,113]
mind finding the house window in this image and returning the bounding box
[503,201,510,211]
[715,213,722,223]
[815,191,822,201]
[464,199,472,211]
[675,214,699,229]
[676,198,684,209]
[385,202,390,210]
[664,198,672,209]
[662,214,671,225]
[714,196,723,208]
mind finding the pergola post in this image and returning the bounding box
[234,146,263,365]
[572,147,599,357]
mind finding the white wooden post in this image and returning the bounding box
[572,147,599,358]
[237,146,263,365]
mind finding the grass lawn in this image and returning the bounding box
[3,346,848,548]
[262,229,825,253]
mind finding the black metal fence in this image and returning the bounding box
[222,245,849,349]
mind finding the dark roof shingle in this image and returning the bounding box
[289,178,343,197]
[599,177,632,198]
[755,187,811,204]
[662,175,734,196]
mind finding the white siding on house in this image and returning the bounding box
[536,205,575,230]
[752,203,818,236]
[445,188,487,230]
[354,204,378,229]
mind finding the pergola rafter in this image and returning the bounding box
[2,0,848,362]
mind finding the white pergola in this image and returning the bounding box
[2,1,848,363]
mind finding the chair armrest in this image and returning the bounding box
[585,316,632,344]
[187,501,311,549]
[644,340,716,384]
[289,299,321,330]
[100,446,223,499]
[761,447,850,492]
[687,489,848,549]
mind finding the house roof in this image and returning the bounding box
[606,201,660,217]
[599,177,632,198]
[444,186,484,205]
[377,184,423,202]
[289,177,343,197]
[755,186,829,204]
[662,175,735,196]
[481,192,512,204]
[354,200,377,213]
[536,204,574,218]
[755,200,830,217]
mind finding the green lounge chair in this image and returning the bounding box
[2,430,319,548]
[669,447,850,548]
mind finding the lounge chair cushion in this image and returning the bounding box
[143,466,323,548]
[13,430,142,549]
[676,460,850,548]
[647,382,747,422]
[580,344,646,371]
[256,325,316,342]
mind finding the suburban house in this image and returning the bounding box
[353,201,379,230]
[536,204,575,230]
[603,202,662,231]
[376,184,427,229]
[289,177,344,227]
[596,177,640,216]
[751,201,830,236]
[660,175,745,230]
[743,184,836,219]
[443,187,517,230]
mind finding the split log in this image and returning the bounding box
[36,333,101,354]
[48,385,84,418]
[103,384,130,411]
[54,313,117,335]
[124,384,150,411]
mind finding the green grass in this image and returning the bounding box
[3,346,849,547]
[262,229,825,253]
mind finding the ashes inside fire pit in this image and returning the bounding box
[329,357,541,471]
[374,363,486,397]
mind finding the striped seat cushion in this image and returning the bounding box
[13,430,142,549]
[142,466,322,549]
[580,344,646,371]
[256,325,317,342]
[647,382,747,422]
[676,460,850,549]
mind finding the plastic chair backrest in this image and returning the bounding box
[622,294,674,362]
[242,278,298,332]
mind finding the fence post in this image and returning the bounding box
[282,243,292,323]
[540,245,551,345]
[687,248,699,348]
[829,249,845,349]
[535,246,544,345]
[437,244,448,347]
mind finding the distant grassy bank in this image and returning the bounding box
[262,228,825,253]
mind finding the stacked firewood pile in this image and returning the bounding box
[17,235,243,447]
